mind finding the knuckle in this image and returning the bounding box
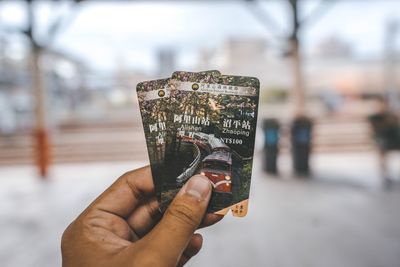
[147,200,162,222]
[122,170,135,179]
[61,220,77,250]
[166,202,199,227]
[61,228,70,247]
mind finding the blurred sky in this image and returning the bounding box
[0,0,399,73]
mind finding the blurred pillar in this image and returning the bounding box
[288,0,305,117]
[31,46,51,178]
[289,37,305,117]
[384,19,399,112]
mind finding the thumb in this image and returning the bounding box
[140,175,211,264]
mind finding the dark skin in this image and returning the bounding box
[61,166,223,267]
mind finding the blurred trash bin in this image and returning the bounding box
[262,118,280,174]
[291,116,313,176]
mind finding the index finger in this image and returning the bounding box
[86,165,154,218]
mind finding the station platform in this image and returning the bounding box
[0,152,399,267]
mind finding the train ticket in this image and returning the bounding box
[136,71,220,204]
[160,73,260,217]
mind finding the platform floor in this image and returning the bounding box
[1,152,400,267]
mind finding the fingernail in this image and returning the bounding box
[183,175,211,201]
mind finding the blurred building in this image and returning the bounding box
[305,36,400,99]
[199,36,399,101]
[0,40,89,133]
[312,36,353,59]
[199,38,291,90]
[157,48,176,77]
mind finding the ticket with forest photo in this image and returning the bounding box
[159,73,260,217]
[136,71,220,202]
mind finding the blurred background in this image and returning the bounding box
[1,0,400,266]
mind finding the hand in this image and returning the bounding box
[61,166,222,267]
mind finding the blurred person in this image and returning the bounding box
[61,166,222,267]
[321,89,343,115]
[368,97,400,188]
